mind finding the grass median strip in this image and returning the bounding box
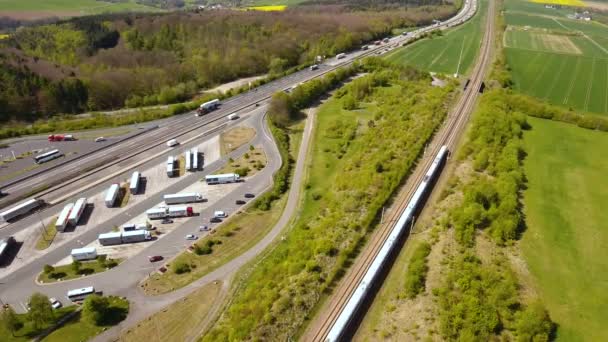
[35,218,58,250]
[38,257,122,284]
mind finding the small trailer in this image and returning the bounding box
[71,247,97,261]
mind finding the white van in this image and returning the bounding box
[166,139,178,147]
[214,210,227,218]
[228,113,239,120]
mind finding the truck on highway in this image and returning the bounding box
[121,230,151,243]
[68,197,87,226]
[0,198,43,222]
[205,173,240,185]
[129,171,140,195]
[168,206,194,218]
[55,202,74,232]
[196,99,220,116]
[48,134,75,142]
[163,193,204,205]
[167,156,175,177]
[71,247,97,261]
[98,232,123,246]
[105,183,120,208]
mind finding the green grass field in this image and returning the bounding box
[522,117,608,341]
[504,0,608,115]
[384,0,487,75]
[0,0,160,18]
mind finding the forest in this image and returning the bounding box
[0,3,456,124]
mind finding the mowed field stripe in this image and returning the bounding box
[563,57,581,104]
[542,56,567,100]
[585,58,596,111]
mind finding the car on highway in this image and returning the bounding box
[94,137,106,142]
[49,298,62,309]
[236,200,246,205]
[199,225,209,231]
[228,113,239,120]
[185,234,198,240]
[148,255,163,262]
[161,219,174,224]
[166,139,179,147]
[210,217,222,223]
[214,210,227,218]
[244,193,255,198]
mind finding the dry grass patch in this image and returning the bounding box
[121,281,223,342]
[220,126,255,155]
[35,217,58,250]
[219,147,266,177]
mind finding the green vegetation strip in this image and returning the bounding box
[44,296,129,342]
[39,257,121,284]
[203,60,453,340]
[35,218,58,250]
[522,117,608,341]
[0,305,77,342]
[220,147,266,178]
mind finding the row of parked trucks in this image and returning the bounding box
[98,229,151,246]
[55,197,87,232]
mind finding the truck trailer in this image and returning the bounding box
[105,184,120,208]
[168,206,194,218]
[98,232,123,246]
[167,156,175,177]
[0,198,43,222]
[205,173,240,185]
[163,193,204,205]
[68,197,87,226]
[55,202,74,232]
[196,99,220,115]
[121,230,151,243]
[146,208,167,220]
[71,247,97,261]
[129,172,140,195]
[191,148,199,171]
[185,150,192,171]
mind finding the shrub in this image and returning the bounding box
[43,264,54,274]
[172,261,191,274]
[404,242,431,298]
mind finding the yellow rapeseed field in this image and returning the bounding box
[0,34,9,40]
[246,5,287,11]
[530,0,586,7]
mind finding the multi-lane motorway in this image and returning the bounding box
[0,0,478,336]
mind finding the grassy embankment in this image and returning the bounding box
[0,306,77,342]
[203,61,454,340]
[504,0,608,114]
[521,117,608,341]
[219,126,256,155]
[385,0,487,75]
[121,282,223,341]
[43,296,129,342]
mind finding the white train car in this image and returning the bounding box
[326,146,448,342]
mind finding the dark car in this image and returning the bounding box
[161,219,174,224]
[210,217,222,223]
[236,200,246,205]
[148,255,163,262]
[244,193,255,198]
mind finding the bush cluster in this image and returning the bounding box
[404,242,431,298]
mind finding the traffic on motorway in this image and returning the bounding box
[0,0,478,332]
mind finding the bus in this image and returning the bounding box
[33,149,63,164]
[67,286,95,302]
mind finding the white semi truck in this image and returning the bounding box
[105,184,120,208]
[71,247,97,261]
[167,156,175,177]
[163,193,204,205]
[55,202,74,232]
[146,206,193,219]
[205,173,240,185]
[196,99,220,115]
[98,230,150,245]
[68,197,87,226]
[129,172,140,195]
[0,198,43,222]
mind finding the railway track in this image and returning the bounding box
[307,0,494,340]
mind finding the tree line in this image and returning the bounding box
[0,3,457,124]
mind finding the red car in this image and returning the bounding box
[148,255,163,262]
